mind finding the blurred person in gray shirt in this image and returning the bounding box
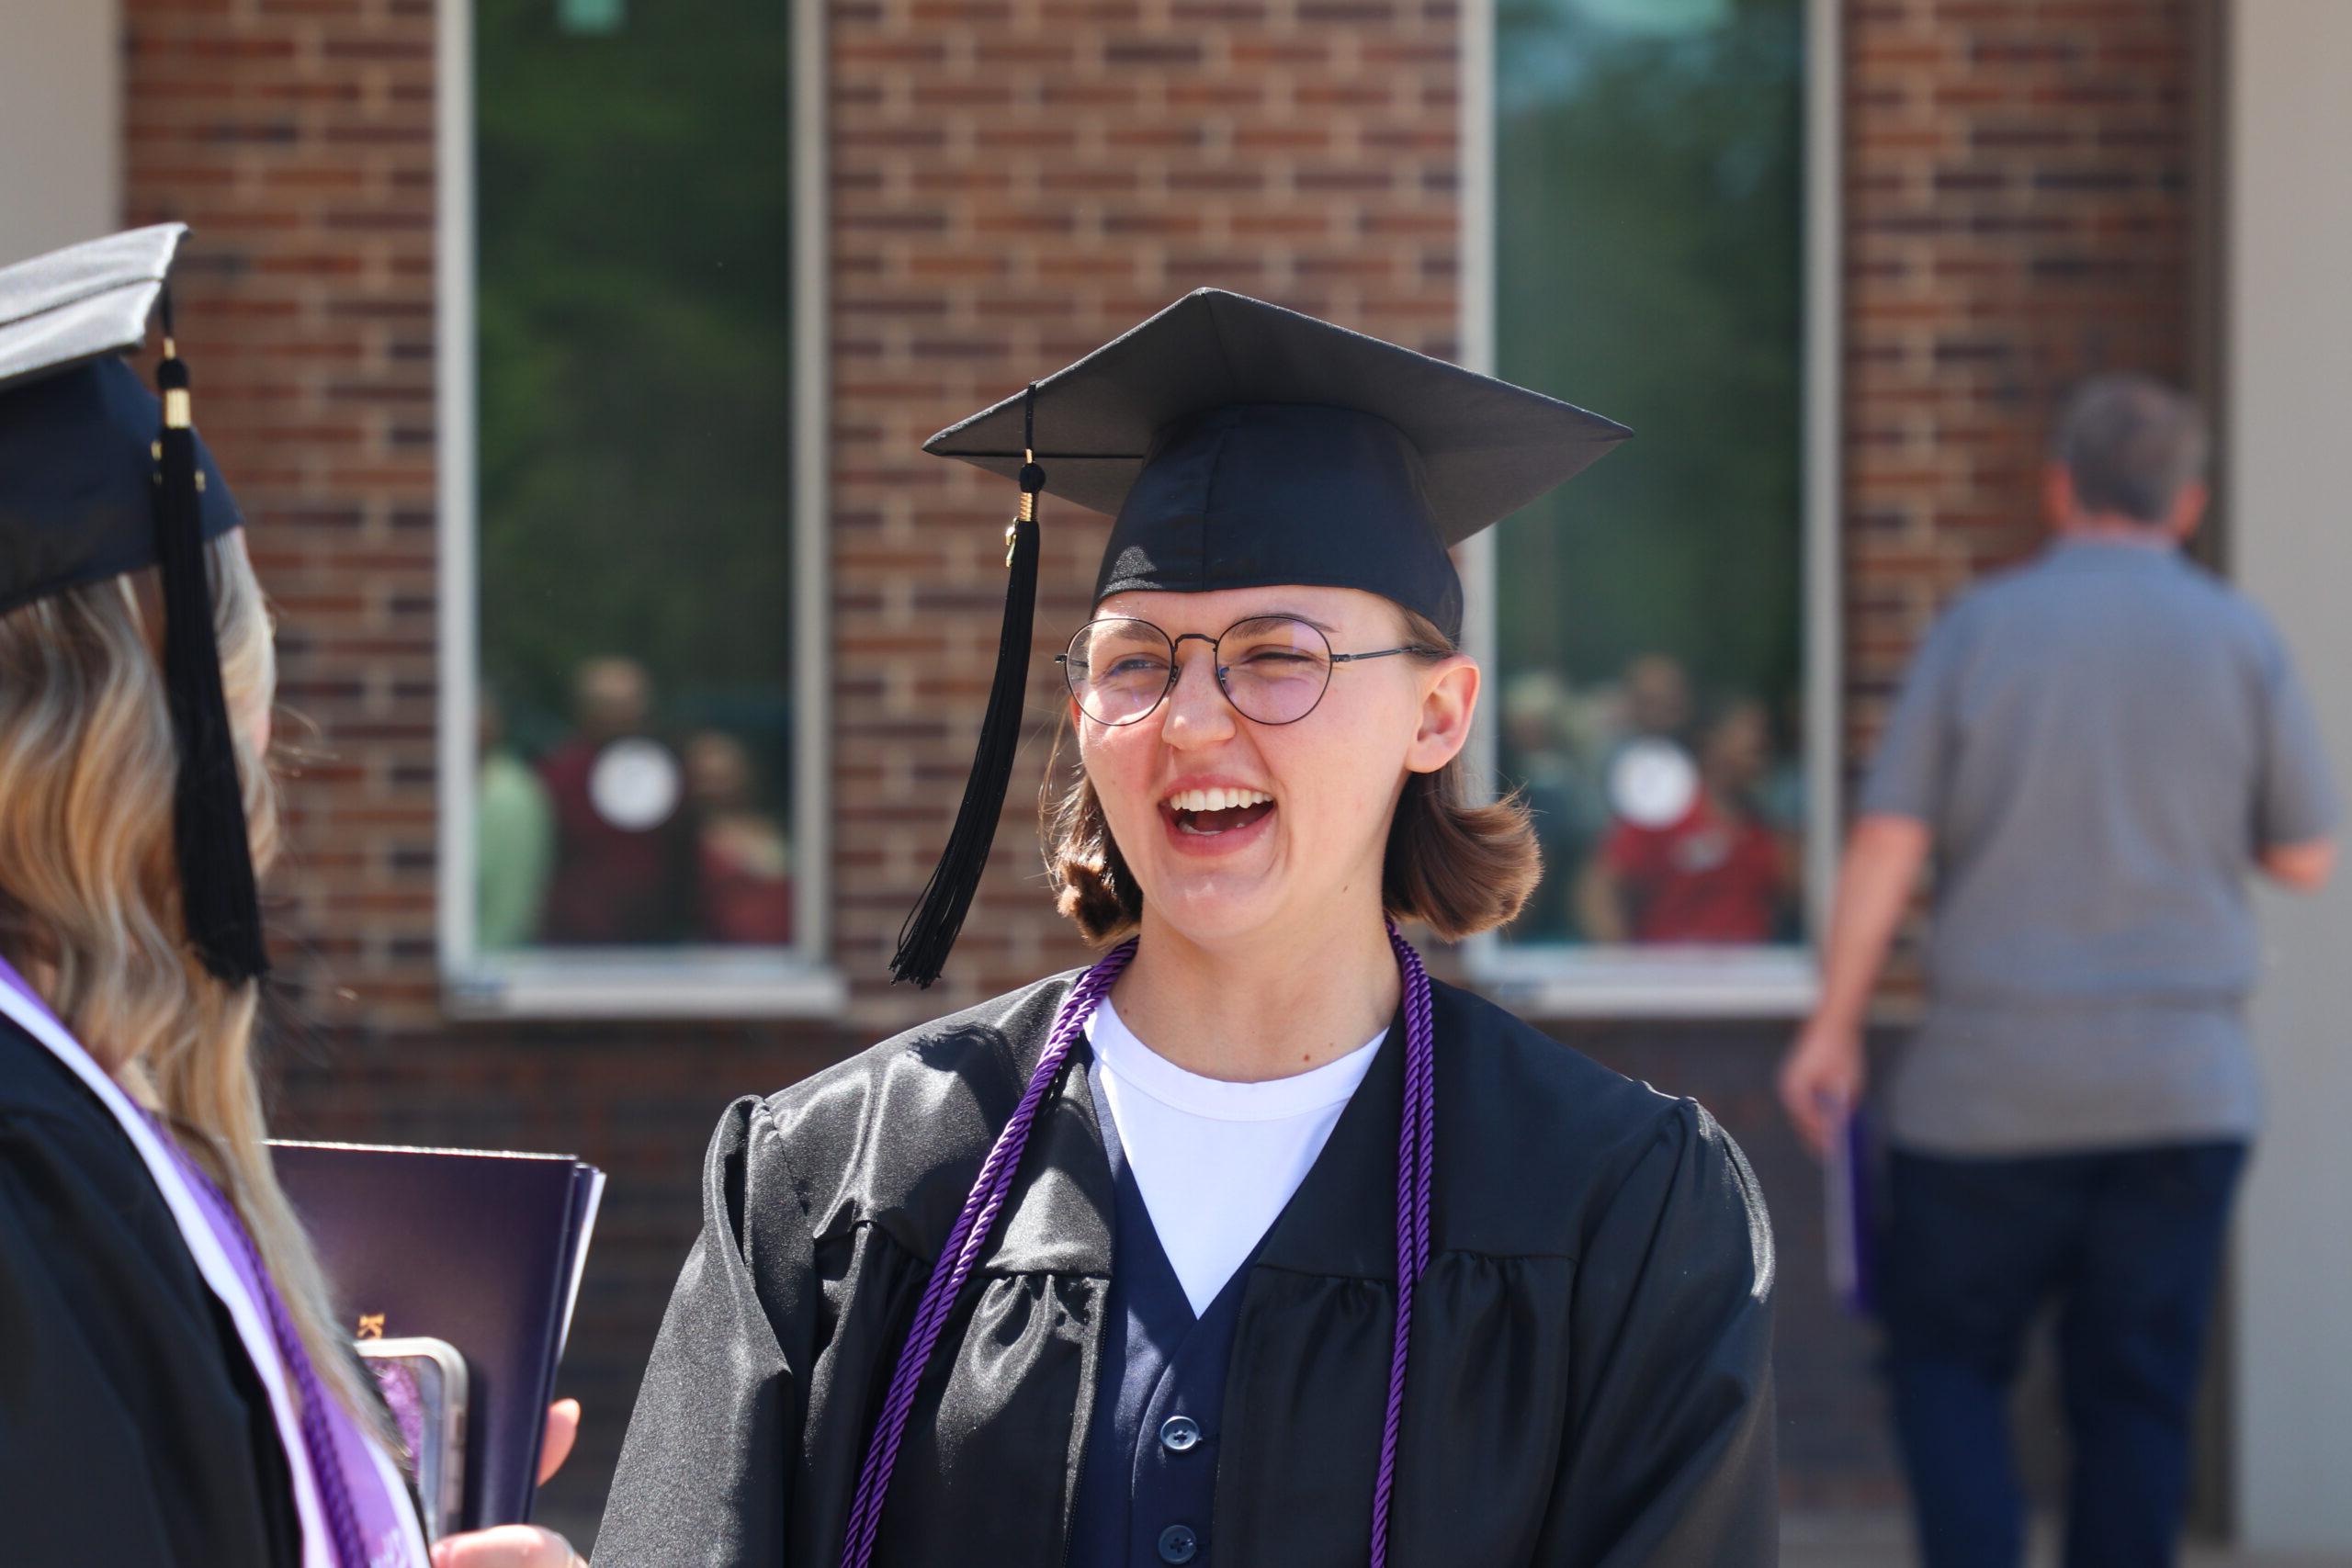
[1780,374,2338,1568]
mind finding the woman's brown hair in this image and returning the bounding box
[1044,606,1542,943]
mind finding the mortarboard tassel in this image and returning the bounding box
[152,301,269,983]
[889,387,1047,987]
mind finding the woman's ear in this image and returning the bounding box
[1407,656,1478,774]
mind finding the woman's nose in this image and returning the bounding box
[1160,643,1234,745]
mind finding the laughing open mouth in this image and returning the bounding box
[1163,786,1277,836]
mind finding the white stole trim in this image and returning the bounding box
[0,976,428,1568]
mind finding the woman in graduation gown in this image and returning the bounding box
[0,227,581,1568]
[598,292,1778,1567]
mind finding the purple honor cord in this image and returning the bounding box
[839,922,1437,1568]
[1370,924,1435,1568]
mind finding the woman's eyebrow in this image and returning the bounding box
[1237,610,1340,634]
[1126,608,1341,637]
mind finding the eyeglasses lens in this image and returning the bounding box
[1066,618,1174,726]
[1216,616,1333,724]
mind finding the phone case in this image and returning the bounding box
[359,1335,469,1543]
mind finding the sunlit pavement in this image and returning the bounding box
[1781,1513,2352,1567]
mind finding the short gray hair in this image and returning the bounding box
[2051,373,2210,525]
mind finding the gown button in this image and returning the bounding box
[1157,1524,1200,1564]
[1159,1415,1202,1453]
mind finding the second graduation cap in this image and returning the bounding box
[891,288,1629,986]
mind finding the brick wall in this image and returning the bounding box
[1842,0,2199,768]
[116,0,2202,1536]
[126,0,446,1027]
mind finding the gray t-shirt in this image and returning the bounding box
[1862,539,2339,1155]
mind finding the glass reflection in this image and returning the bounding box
[1493,0,1806,948]
[470,0,796,953]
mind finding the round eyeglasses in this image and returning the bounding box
[1056,615,1446,728]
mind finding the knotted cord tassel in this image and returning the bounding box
[890,386,1047,987]
[153,302,268,983]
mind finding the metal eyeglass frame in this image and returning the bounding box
[1053,613,1449,728]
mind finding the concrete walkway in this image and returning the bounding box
[1781,1513,2352,1568]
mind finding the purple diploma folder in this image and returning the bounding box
[269,1141,605,1529]
[1825,1107,1877,1316]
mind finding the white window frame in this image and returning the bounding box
[434,0,842,1018]
[1458,0,1841,1018]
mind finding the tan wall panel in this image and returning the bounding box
[2228,0,2352,1549]
[0,0,119,263]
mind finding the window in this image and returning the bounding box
[439,0,836,1014]
[1472,0,1833,1011]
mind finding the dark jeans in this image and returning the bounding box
[1880,1141,2248,1568]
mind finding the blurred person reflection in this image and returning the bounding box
[1500,670,1602,940]
[1578,694,1792,944]
[1757,697,1809,942]
[1780,375,2341,1568]
[684,730,794,945]
[536,656,694,945]
[476,686,554,951]
[1619,650,1692,741]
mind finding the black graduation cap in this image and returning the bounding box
[890,288,1628,986]
[0,225,267,982]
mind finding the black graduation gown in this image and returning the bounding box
[597,973,1778,1567]
[0,1016,304,1568]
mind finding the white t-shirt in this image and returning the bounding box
[1086,998,1385,1316]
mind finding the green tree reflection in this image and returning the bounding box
[1494,0,1804,943]
[474,0,794,762]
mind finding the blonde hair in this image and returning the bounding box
[0,537,381,1433]
[1044,606,1543,943]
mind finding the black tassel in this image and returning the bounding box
[153,323,269,983]
[891,393,1049,987]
